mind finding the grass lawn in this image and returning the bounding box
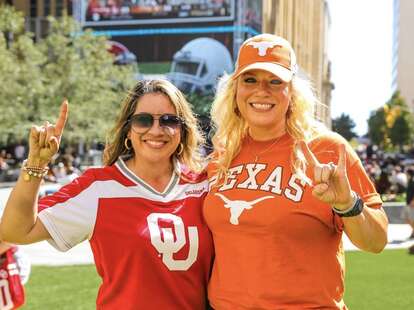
[21,249,413,309]
[22,264,100,309]
[344,249,414,309]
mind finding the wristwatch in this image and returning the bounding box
[333,192,364,217]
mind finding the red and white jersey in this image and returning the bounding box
[38,158,214,310]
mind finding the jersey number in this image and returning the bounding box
[147,213,198,271]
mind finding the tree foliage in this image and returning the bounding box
[185,93,214,117]
[332,113,357,141]
[390,115,411,149]
[367,91,414,150]
[368,107,388,147]
[387,92,413,149]
[0,6,135,145]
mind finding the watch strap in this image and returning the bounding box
[333,193,364,217]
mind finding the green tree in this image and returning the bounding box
[390,115,412,150]
[185,93,214,117]
[367,91,414,150]
[0,5,45,143]
[367,107,388,148]
[387,92,414,150]
[332,113,357,141]
[37,14,135,143]
[0,6,135,145]
[0,4,25,47]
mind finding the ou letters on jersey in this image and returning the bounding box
[147,213,198,271]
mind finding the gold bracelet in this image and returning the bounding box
[21,160,49,181]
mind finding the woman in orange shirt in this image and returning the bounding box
[203,34,388,309]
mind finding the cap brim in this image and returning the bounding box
[233,63,293,82]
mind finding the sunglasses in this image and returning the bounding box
[128,113,184,134]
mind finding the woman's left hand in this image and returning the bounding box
[299,142,354,210]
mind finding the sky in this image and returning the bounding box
[327,0,393,136]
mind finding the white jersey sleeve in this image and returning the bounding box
[38,169,100,252]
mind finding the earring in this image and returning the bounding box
[124,138,132,150]
[176,143,184,156]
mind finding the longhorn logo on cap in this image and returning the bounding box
[247,41,279,56]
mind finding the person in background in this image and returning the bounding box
[0,150,9,182]
[0,79,214,309]
[203,33,388,309]
[52,161,79,185]
[13,141,26,164]
[0,210,30,308]
[403,167,414,243]
[0,149,9,170]
[389,165,407,194]
[0,242,31,285]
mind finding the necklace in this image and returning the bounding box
[247,135,283,163]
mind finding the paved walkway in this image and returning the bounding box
[343,224,414,251]
[16,224,414,266]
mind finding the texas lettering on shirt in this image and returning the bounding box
[209,163,307,225]
[210,163,307,200]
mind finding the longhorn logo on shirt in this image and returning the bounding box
[147,213,198,271]
[215,193,274,225]
[247,41,280,56]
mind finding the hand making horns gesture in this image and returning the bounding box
[299,141,354,210]
[28,100,68,167]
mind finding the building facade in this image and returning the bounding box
[0,0,72,39]
[392,0,414,112]
[262,0,333,127]
[1,0,71,17]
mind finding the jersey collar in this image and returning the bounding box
[115,157,181,197]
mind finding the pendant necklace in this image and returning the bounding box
[248,135,283,163]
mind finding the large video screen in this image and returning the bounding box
[79,0,235,26]
[244,0,262,33]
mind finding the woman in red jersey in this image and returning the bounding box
[203,34,388,309]
[1,79,214,309]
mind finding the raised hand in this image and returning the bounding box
[27,100,68,168]
[299,141,354,211]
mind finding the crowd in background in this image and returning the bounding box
[356,144,414,201]
[355,143,414,246]
[0,141,103,185]
[1,140,414,201]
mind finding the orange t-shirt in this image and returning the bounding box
[203,132,381,310]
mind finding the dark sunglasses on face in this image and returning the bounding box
[128,113,183,134]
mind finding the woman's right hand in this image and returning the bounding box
[27,100,68,168]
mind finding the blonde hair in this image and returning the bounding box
[103,79,205,173]
[210,73,327,182]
